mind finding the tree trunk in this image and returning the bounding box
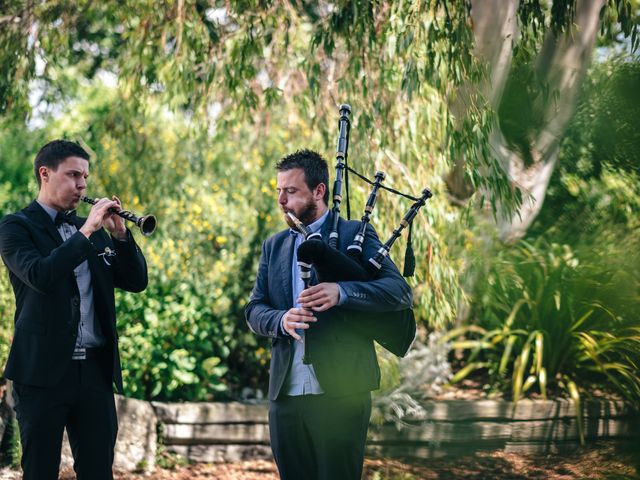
[497,0,605,242]
[445,0,519,204]
[448,0,605,243]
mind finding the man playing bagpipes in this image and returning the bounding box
[245,147,414,480]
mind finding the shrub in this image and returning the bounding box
[449,235,640,414]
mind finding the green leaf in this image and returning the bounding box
[449,362,489,384]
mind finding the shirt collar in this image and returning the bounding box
[289,209,330,237]
[36,200,59,222]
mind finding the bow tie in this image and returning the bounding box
[54,210,77,227]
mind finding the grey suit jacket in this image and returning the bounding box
[245,213,412,400]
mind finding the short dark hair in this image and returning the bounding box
[276,149,330,204]
[34,140,90,187]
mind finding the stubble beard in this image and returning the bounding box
[283,198,318,230]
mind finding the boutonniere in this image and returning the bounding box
[98,246,117,266]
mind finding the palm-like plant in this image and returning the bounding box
[448,237,640,442]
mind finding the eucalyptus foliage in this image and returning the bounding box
[0,77,459,399]
[447,52,640,410]
[0,80,292,400]
[2,1,637,213]
[1,2,637,331]
[1,2,639,404]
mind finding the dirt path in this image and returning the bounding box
[1,442,637,479]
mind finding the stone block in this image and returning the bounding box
[61,394,157,473]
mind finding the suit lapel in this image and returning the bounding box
[279,233,295,306]
[70,213,86,231]
[24,201,63,245]
[83,221,108,293]
[312,211,336,285]
[320,210,336,243]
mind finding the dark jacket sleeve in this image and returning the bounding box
[338,225,413,312]
[245,239,288,339]
[109,229,148,293]
[0,215,93,295]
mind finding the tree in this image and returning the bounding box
[0,1,637,331]
[2,1,636,231]
[445,0,638,242]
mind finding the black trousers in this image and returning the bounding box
[269,391,372,480]
[12,351,117,480]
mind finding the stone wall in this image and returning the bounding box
[60,395,158,472]
[368,398,639,457]
[153,400,272,463]
[156,397,639,461]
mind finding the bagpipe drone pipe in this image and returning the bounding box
[291,104,433,361]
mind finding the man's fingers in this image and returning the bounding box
[304,283,339,311]
[298,286,319,298]
[102,200,119,213]
[288,314,316,324]
[282,304,323,342]
[299,295,329,309]
[312,302,330,312]
[297,292,319,305]
[288,321,310,330]
[284,320,305,341]
[91,198,116,217]
[283,307,318,341]
[287,329,302,341]
[290,308,316,318]
[298,284,337,303]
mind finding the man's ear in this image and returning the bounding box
[315,183,326,201]
[39,166,49,182]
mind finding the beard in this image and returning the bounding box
[282,198,318,230]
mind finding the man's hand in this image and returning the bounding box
[79,197,121,239]
[282,307,317,341]
[103,195,127,240]
[297,282,340,312]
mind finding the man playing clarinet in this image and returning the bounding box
[246,149,412,480]
[0,140,148,479]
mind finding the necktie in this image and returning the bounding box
[54,210,77,227]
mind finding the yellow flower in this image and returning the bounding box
[108,160,120,175]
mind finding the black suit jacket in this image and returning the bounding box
[0,201,148,392]
[245,213,413,400]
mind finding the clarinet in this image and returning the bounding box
[346,171,385,256]
[368,188,433,271]
[80,195,157,236]
[328,104,351,249]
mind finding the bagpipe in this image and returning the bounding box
[290,104,432,362]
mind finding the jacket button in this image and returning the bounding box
[72,298,80,307]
